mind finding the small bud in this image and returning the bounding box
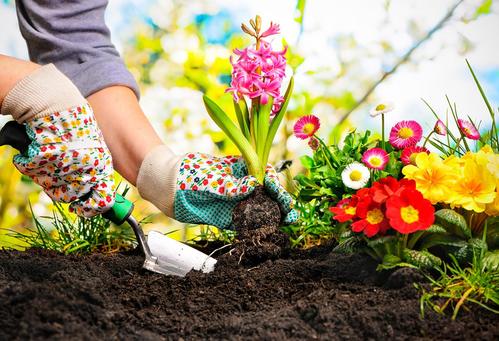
[241,23,256,37]
[249,18,256,30]
[255,15,262,32]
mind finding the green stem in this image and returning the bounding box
[451,136,463,155]
[381,113,385,149]
[316,135,335,170]
[422,131,434,148]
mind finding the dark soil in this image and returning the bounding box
[0,246,497,340]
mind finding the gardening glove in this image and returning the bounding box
[137,148,298,229]
[0,64,115,217]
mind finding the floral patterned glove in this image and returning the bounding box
[173,153,297,229]
[14,105,115,217]
[0,64,115,217]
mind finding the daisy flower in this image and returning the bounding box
[369,102,394,117]
[400,146,429,165]
[293,115,320,139]
[389,120,423,149]
[361,148,389,170]
[434,119,447,136]
[341,162,370,190]
[457,119,480,140]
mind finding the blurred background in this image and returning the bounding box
[0,0,498,245]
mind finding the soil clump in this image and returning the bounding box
[231,186,289,264]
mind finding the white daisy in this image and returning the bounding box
[369,102,394,117]
[341,162,370,190]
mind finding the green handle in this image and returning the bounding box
[103,193,134,225]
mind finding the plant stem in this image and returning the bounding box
[423,131,434,148]
[381,113,385,149]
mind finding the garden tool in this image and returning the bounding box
[0,120,216,277]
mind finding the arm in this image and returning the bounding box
[14,1,297,227]
[15,0,162,184]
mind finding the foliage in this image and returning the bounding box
[291,62,498,272]
[8,202,135,254]
[418,237,499,320]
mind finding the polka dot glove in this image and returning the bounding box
[13,104,115,217]
[173,153,297,229]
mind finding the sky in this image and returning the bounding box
[1,0,498,144]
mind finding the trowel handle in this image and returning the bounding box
[104,194,155,260]
[103,193,134,225]
[0,121,31,154]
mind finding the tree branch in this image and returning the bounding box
[337,0,465,125]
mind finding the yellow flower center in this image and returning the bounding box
[345,206,356,215]
[375,104,386,111]
[302,123,316,135]
[400,205,419,224]
[369,157,382,167]
[349,170,363,181]
[366,209,384,225]
[398,127,414,139]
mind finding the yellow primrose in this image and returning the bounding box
[485,191,499,216]
[402,152,457,204]
[450,158,496,213]
[486,153,499,181]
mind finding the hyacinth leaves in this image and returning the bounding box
[203,78,294,183]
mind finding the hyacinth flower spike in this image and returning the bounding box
[203,15,294,183]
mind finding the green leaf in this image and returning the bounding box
[295,0,306,25]
[300,155,315,169]
[419,233,467,250]
[262,77,294,167]
[233,99,251,140]
[473,0,492,20]
[203,95,262,181]
[402,249,442,269]
[482,250,499,271]
[426,224,448,234]
[377,254,417,271]
[434,209,471,239]
[333,236,361,254]
[294,174,318,188]
[486,219,499,249]
[256,97,273,164]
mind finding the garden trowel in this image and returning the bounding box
[0,120,216,277]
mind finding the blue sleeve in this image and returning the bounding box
[15,0,140,99]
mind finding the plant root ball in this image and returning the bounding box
[232,186,281,234]
[226,186,289,266]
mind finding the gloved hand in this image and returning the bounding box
[0,64,115,217]
[137,149,298,229]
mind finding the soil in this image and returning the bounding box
[0,246,497,340]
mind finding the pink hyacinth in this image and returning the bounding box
[362,148,389,170]
[434,119,447,136]
[457,119,480,140]
[389,120,423,149]
[401,146,429,165]
[261,22,280,38]
[226,28,287,114]
[294,115,320,139]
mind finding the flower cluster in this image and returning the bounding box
[226,22,287,113]
[403,146,498,214]
[330,177,435,237]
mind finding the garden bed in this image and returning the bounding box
[0,246,497,340]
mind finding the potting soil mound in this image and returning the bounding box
[0,247,497,340]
